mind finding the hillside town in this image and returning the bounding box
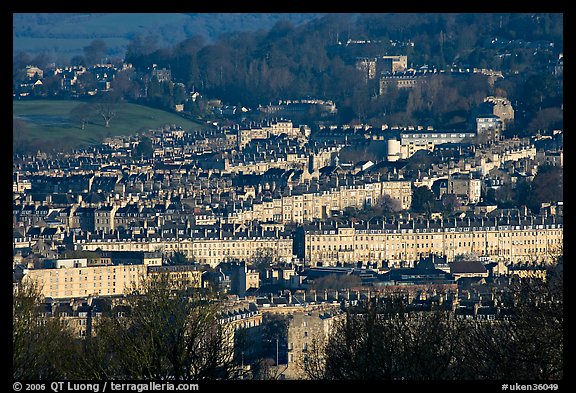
[13,105,562,379]
[13,13,563,381]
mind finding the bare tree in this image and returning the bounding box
[251,247,276,273]
[112,68,140,100]
[80,272,246,380]
[13,280,80,380]
[94,94,122,128]
[302,300,470,380]
[297,332,329,379]
[303,260,563,380]
[254,358,288,380]
[253,313,290,379]
[376,194,402,216]
[441,193,462,215]
[69,102,94,130]
[463,270,563,380]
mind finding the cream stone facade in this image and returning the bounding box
[284,307,344,379]
[22,262,202,300]
[22,263,149,299]
[399,131,477,160]
[381,55,408,73]
[379,75,419,91]
[226,155,309,174]
[483,96,514,128]
[94,205,117,233]
[226,180,412,225]
[299,216,562,268]
[147,265,203,289]
[424,138,535,178]
[238,120,303,148]
[76,236,294,268]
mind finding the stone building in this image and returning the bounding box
[22,261,149,299]
[76,230,294,269]
[446,174,483,204]
[226,179,412,225]
[284,307,344,379]
[20,258,202,299]
[237,119,303,148]
[482,96,514,129]
[476,115,503,141]
[296,213,563,268]
[391,130,477,160]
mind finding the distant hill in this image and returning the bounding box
[13,99,205,153]
[13,13,326,59]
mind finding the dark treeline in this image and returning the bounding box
[303,268,563,380]
[13,274,246,380]
[13,14,563,132]
[118,13,562,131]
[14,265,563,380]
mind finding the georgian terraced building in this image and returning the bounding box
[295,212,562,268]
[225,178,413,225]
[74,227,294,268]
[21,257,202,300]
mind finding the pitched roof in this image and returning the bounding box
[83,192,103,204]
[450,261,487,274]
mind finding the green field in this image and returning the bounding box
[13,99,204,151]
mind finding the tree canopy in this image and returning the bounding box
[116,13,562,130]
[411,185,439,214]
[302,267,563,380]
[13,273,246,380]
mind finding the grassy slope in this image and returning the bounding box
[13,99,204,149]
